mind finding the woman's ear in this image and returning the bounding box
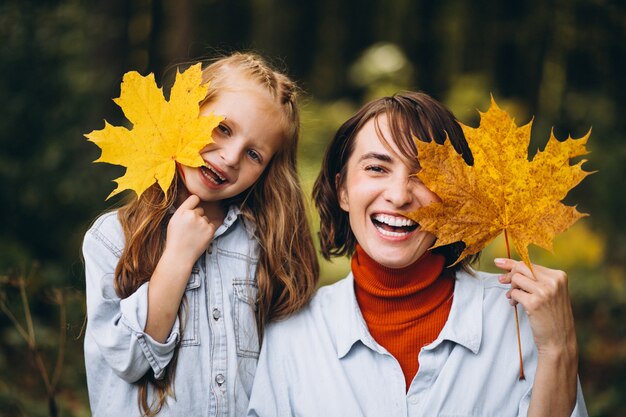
[336,173,349,212]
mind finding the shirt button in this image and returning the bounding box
[215,374,225,385]
[409,394,419,405]
[212,308,221,320]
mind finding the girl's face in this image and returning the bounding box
[338,115,439,269]
[179,84,284,217]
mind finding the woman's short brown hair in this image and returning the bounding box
[312,91,476,269]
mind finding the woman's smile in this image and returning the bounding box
[371,213,419,238]
[338,115,439,268]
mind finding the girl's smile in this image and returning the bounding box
[199,161,229,187]
[179,82,284,220]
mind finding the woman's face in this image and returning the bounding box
[338,115,439,269]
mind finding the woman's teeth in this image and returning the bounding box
[200,165,226,185]
[372,214,419,237]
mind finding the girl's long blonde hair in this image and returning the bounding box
[113,53,319,416]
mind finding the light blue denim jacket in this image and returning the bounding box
[248,270,588,417]
[83,206,260,416]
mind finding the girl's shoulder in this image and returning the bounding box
[83,210,124,255]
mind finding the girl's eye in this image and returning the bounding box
[217,123,231,136]
[247,149,262,163]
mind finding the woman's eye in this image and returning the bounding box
[365,165,386,173]
[247,149,262,163]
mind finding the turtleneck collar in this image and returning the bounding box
[352,244,453,324]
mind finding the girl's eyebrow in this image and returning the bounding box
[358,152,392,163]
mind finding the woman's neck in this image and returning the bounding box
[351,244,453,322]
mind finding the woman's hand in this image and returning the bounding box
[165,194,217,268]
[494,258,577,356]
[495,258,579,417]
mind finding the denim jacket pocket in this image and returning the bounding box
[233,280,260,358]
[180,267,201,347]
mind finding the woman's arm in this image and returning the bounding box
[495,258,579,417]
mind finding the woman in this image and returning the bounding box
[247,92,587,416]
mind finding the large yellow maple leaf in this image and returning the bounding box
[407,97,592,269]
[85,63,223,199]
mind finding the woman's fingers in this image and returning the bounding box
[495,257,576,351]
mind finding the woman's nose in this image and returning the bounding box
[383,174,414,208]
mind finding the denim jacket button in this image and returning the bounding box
[215,373,225,385]
[212,308,221,320]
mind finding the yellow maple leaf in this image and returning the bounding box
[85,63,223,199]
[407,97,592,269]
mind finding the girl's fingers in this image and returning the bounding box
[179,194,200,210]
[194,207,205,218]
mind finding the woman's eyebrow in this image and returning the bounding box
[358,152,392,163]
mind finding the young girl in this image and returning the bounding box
[83,53,319,417]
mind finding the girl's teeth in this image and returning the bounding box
[201,166,225,184]
[205,164,226,181]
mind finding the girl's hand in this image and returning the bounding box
[495,258,578,357]
[165,194,216,267]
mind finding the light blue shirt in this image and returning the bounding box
[83,206,260,416]
[248,269,588,417]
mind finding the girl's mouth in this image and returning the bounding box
[371,213,419,237]
[200,164,227,185]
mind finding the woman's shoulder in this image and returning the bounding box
[266,276,352,335]
[456,267,509,292]
[455,267,532,329]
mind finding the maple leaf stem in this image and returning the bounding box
[504,229,526,380]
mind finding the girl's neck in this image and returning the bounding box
[176,190,226,225]
[199,200,226,224]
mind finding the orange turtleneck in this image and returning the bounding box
[352,244,454,392]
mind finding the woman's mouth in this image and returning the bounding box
[200,163,227,185]
[371,213,419,237]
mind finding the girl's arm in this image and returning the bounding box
[495,258,581,417]
[144,194,216,343]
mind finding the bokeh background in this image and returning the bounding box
[1,0,625,415]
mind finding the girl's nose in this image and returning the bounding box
[220,141,242,169]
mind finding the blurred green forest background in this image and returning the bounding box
[1,0,625,415]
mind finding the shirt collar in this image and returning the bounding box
[432,268,483,354]
[334,269,484,359]
[213,205,257,239]
[335,273,391,359]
